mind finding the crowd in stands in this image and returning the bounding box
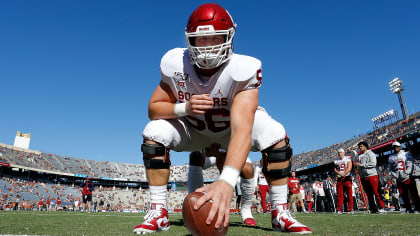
[364,117,419,145]
[1,113,419,213]
[1,113,418,181]
[0,146,218,182]
[0,176,236,213]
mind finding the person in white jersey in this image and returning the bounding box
[388,141,420,213]
[313,179,326,212]
[133,3,311,234]
[334,148,353,213]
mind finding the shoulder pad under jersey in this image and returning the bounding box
[228,54,262,82]
[160,48,188,77]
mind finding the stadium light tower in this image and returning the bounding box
[389,77,409,120]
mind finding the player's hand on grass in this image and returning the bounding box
[194,180,233,229]
[186,94,213,115]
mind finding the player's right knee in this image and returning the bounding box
[189,151,205,167]
[141,141,170,169]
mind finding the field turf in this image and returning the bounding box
[0,211,419,235]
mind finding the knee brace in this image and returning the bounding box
[141,142,170,169]
[262,145,293,179]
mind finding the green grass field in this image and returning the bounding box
[0,211,419,236]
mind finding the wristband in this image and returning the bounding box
[218,165,240,189]
[174,103,188,117]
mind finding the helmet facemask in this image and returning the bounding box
[186,26,235,69]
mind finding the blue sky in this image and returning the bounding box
[0,0,419,165]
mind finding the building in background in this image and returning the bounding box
[14,131,31,149]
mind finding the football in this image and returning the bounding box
[182,192,228,236]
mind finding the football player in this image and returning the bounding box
[134,3,311,234]
[334,148,353,214]
[388,142,420,213]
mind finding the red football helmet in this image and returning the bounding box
[185,3,236,69]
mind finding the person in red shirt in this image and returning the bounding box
[56,197,62,211]
[80,178,95,213]
[287,171,306,212]
[38,199,44,211]
[46,198,51,211]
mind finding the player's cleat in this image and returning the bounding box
[272,209,312,234]
[336,211,343,214]
[243,218,258,226]
[133,203,170,234]
[241,206,257,226]
[378,208,387,214]
[347,211,354,214]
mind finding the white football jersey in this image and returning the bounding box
[334,156,351,176]
[160,48,262,138]
[254,165,268,186]
[317,183,325,196]
[388,150,412,172]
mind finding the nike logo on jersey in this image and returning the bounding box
[215,88,223,96]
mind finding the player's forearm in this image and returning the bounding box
[148,82,180,120]
[224,129,251,171]
[219,88,257,186]
[217,122,252,189]
[343,163,352,175]
[405,160,413,174]
[148,102,179,120]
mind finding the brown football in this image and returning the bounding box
[182,192,228,236]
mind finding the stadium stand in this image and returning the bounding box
[1,112,419,212]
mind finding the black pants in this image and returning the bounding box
[324,189,336,212]
[316,196,326,212]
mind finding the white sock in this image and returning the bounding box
[150,185,167,208]
[270,184,288,210]
[188,165,203,193]
[240,178,255,209]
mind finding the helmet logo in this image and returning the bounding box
[197,25,214,32]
